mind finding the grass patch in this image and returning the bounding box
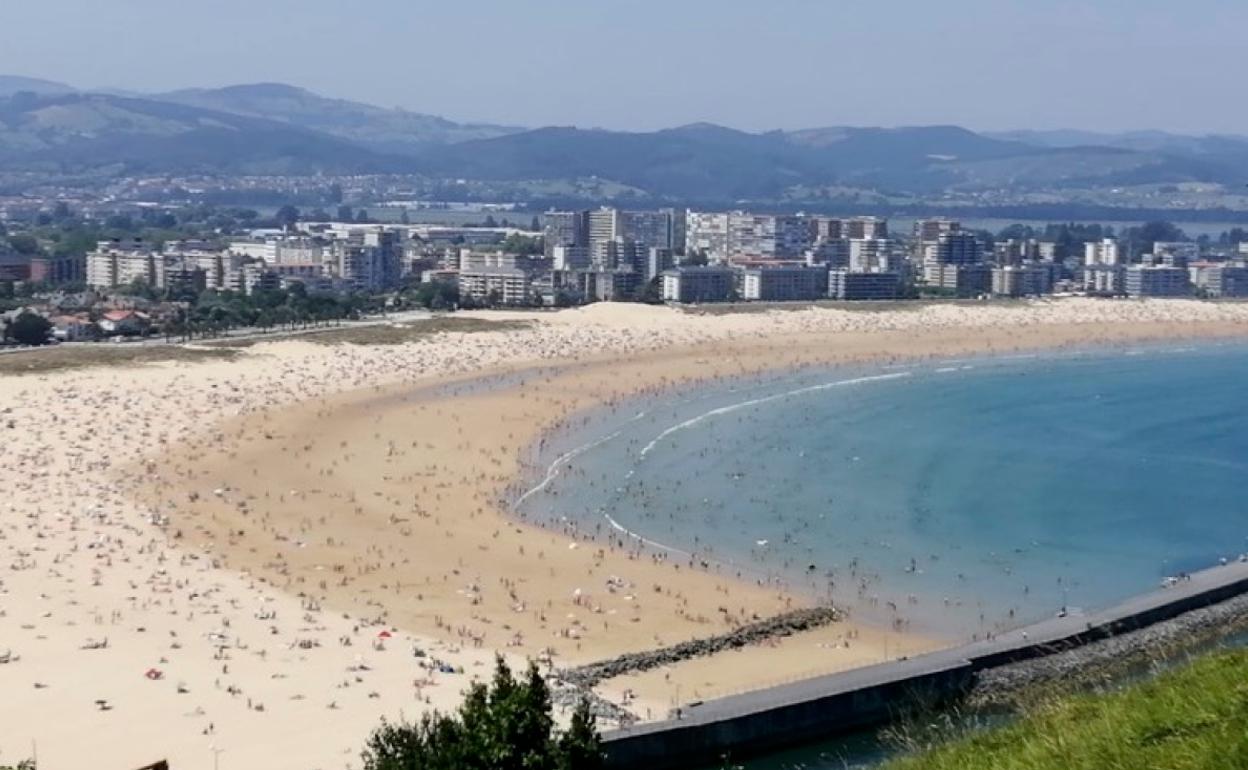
[0,318,532,375]
[883,648,1248,770]
[205,317,531,348]
[0,344,238,376]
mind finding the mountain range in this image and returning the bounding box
[2,76,1247,204]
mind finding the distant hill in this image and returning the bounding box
[410,122,1241,198]
[990,128,1248,156]
[0,92,409,175]
[3,74,1248,203]
[155,82,522,154]
[0,75,76,97]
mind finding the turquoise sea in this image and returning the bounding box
[515,342,1248,641]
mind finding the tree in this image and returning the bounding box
[501,233,542,255]
[6,312,53,346]
[275,205,301,230]
[631,277,662,304]
[361,657,602,770]
[337,205,356,222]
[7,234,41,255]
[1125,220,1186,256]
[105,214,137,232]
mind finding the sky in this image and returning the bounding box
[0,0,1242,134]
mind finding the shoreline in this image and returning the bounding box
[6,299,1248,769]
[507,334,1248,617]
[134,318,1248,719]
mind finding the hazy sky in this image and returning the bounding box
[1,0,1241,134]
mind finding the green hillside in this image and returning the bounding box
[884,648,1248,770]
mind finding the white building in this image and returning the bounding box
[849,238,897,272]
[458,268,533,305]
[1085,238,1122,267]
[684,211,731,261]
[86,240,165,289]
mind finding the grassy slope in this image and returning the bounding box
[884,649,1248,770]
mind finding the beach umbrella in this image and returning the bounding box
[377,630,392,639]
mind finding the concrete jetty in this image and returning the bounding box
[602,558,1248,769]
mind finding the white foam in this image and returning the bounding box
[638,371,912,460]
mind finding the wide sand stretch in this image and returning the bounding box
[3,299,1248,769]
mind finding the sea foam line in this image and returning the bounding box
[638,371,912,459]
[603,512,694,558]
[511,411,646,511]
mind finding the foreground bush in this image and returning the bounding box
[362,656,602,770]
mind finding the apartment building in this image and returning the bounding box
[739,264,828,301]
[1190,262,1248,297]
[458,268,534,306]
[86,239,165,289]
[828,269,902,301]
[991,264,1054,297]
[1085,238,1123,267]
[1124,265,1190,297]
[661,266,735,303]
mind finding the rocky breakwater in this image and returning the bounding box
[970,591,1248,705]
[558,606,842,691]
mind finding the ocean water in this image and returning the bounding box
[515,342,1248,640]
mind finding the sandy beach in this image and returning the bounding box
[4,298,1248,769]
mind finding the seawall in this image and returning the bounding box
[601,558,1248,769]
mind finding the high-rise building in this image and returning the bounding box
[994,239,1042,267]
[1083,265,1125,294]
[912,218,961,241]
[86,239,165,289]
[551,245,591,271]
[809,238,850,268]
[587,208,620,248]
[932,232,985,266]
[1085,238,1122,267]
[684,211,731,261]
[844,216,888,240]
[543,210,590,257]
[619,210,677,250]
[810,216,845,243]
[849,238,897,272]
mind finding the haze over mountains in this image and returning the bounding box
[2,75,1246,205]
